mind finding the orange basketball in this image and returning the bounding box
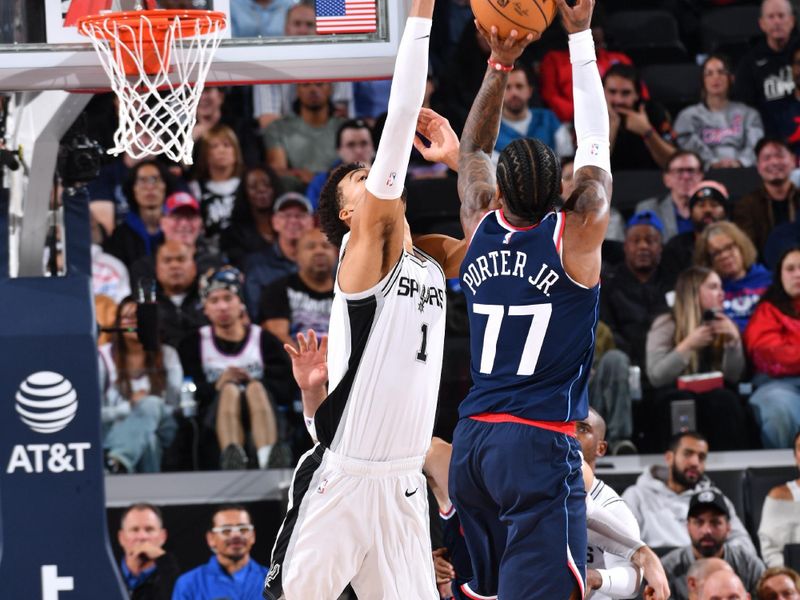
[470,0,558,39]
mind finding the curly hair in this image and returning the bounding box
[318,162,363,248]
[496,138,561,224]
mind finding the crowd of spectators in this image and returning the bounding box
[72,0,800,594]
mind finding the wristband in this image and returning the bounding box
[643,127,655,140]
[488,58,514,72]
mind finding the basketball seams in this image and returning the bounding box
[479,0,556,35]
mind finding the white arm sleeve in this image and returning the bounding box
[586,494,645,561]
[365,17,431,200]
[569,29,611,175]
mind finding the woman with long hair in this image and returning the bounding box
[674,53,764,169]
[744,246,800,448]
[104,160,174,267]
[220,165,284,268]
[99,296,183,472]
[695,221,772,332]
[646,266,750,449]
[190,124,245,248]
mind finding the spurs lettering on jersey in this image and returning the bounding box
[462,250,561,297]
[397,276,445,311]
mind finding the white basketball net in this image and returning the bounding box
[80,12,225,164]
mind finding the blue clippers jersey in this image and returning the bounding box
[458,210,600,422]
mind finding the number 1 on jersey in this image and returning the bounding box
[416,323,429,363]
[473,303,553,375]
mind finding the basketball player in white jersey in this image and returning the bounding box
[263,2,461,598]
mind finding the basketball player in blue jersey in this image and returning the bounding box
[448,1,669,599]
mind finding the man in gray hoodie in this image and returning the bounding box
[621,431,755,552]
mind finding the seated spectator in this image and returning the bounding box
[765,219,800,270]
[263,82,347,187]
[647,266,749,450]
[757,566,800,599]
[735,137,799,257]
[117,502,179,600]
[230,0,294,38]
[104,160,174,267]
[622,431,755,552]
[695,221,772,332]
[661,489,766,599]
[259,228,336,348]
[191,87,262,168]
[763,45,800,159]
[759,432,800,567]
[744,246,800,448]
[220,166,283,269]
[130,192,221,285]
[687,558,734,600]
[306,119,375,210]
[190,124,245,249]
[91,215,131,303]
[154,241,206,349]
[675,54,764,171]
[99,297,182,473]
[540,5,634,122]
[733,0,799,120]
[178,267,292,470]
[243,192,315,318]
[636,151,705,243]
[595,211,670,447]
[700,570,752,600]
[662,181,730,289]
[492,64,572,162]
[171,505,267,599]
[604,63,677,171]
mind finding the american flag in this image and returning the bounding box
[315,0,377,34]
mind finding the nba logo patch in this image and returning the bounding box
[386,171,397,187]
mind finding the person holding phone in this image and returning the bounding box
[645,266,750,450]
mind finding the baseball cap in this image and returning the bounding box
[274,192,312,213]
[689,180,730,213]
[688,489,730,519]
[627,210,665,235]
[164,191,200,215]
[199,266,244,302]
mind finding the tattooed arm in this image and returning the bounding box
[458,25,536,240]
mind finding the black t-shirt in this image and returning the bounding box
[611,101,674,171]
[772,198,791,226]
[258,273,334,336]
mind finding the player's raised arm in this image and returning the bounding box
[457,25,536,240]
[559,0,613,287]
[338,0,434,292]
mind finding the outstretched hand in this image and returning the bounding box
[285,330,328,391]
[556,0,594,34]
[475,20,537,67]
[414,108,460,170]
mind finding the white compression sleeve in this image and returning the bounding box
[586,494,645,561]
[365,16,431,200]
[569,29,611,175]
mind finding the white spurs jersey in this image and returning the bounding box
[587,478,642,600]
[316,234,447,461]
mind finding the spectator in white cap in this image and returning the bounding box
[242,191,314,318]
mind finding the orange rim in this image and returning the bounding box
[76,9,227,41]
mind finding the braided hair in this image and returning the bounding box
[496,138,561,224]
[318,162,363,248]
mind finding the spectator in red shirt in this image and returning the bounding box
[744,245,800,448]
[540,7,634,122]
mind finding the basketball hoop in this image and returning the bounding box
[77,9,226,164]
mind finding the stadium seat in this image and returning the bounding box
[596,471,640,495]
[405,176,463,238]
[707,167,761,204]
[785,543,800,573]
[709,470,747,528]
[700,5,762,54]
[605,10,688,67]
[641,63,703,117]
[610,169,667,216]
[743,466,798,550]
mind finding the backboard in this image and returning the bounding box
[0,0,408,91]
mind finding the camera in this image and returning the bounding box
[56,133,104,187]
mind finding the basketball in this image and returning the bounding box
[470,0,558,39]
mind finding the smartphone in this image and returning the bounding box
[702,309,718,322]
[671,399,696,435]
